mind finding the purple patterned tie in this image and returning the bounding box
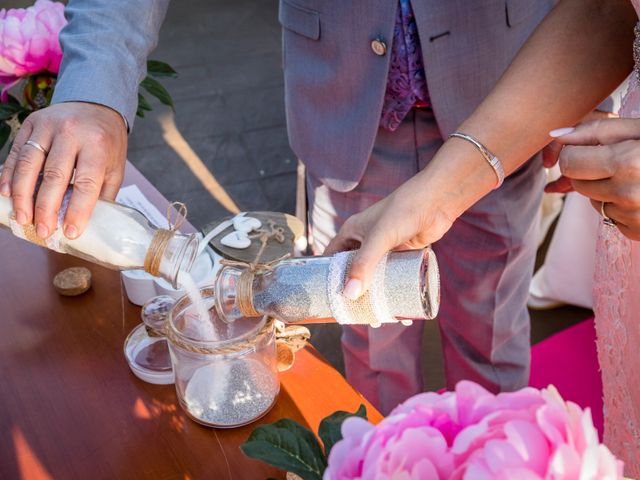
[380,0,430,131]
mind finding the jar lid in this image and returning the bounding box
[123,296,176,385]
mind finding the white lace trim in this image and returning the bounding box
[327,250,397,326]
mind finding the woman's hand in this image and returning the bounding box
[545,118,640,240]
[324,171,457,300]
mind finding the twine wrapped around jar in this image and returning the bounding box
[144,202,188,277]
[164,317,309,372]
[219,219,291,318]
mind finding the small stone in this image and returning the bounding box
[53,267,92,296]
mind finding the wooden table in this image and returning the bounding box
[0,163,382,480]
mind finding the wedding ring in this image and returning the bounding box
[601,201,616,226]
[25,140,49,156]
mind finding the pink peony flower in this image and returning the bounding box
[0,0,66,89]
[324,381,624,480]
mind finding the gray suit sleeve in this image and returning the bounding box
[51,0,170,131]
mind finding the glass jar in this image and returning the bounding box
[0,195,198,287]
[166,286,279,428]
[215,248,440,326]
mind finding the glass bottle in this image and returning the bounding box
[214,248,440,326]
[0,195,198,288]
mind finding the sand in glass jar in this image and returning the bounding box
[166,286,279,428]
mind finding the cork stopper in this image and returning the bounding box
[53,267,92,296]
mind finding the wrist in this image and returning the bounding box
[417,138,498,218]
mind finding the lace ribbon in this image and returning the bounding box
[327,250,397,326]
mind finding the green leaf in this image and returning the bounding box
[241,419,327,480]
[147,60,178,78]
[318,404,367,457]
[140,76,174,110]
[0,122,10,151]
[138,93,152,112]
[0,102,22,121]
[136,93,152,117]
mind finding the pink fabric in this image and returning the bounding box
[529,318,603,438]
[591,2,640,474]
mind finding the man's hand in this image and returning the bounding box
[0,102,127,239]
[545,118,640,241]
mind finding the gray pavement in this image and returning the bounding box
[3,0,592,394]
[128,0,296,229]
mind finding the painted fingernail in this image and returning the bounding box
[549,127,575,138]
[64,224,78,239]
[36,223,49,239]
[15,210,27,225]
[0,183,10,197]
[343,278,363,300]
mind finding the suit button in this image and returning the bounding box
[371,38,387,56]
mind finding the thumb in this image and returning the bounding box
[342,227,393,301]
[550,118,640,146]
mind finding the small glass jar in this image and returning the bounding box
[215,248,440,325]
[124,295,176,385]
[166,287,279,428]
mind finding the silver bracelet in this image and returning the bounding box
[448,132,505,189]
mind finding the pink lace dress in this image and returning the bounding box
[593,5,640,475]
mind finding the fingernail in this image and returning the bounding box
[549,127,575,138]
[64,224,78,239]
[15,210,27,225]
[0,183,9,197]
[342,278,363,301]
[36,223,49,239]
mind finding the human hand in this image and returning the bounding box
[542,110,617,193]
[545,117,640,240]
[0,102,127,239]
[324,173,457,299]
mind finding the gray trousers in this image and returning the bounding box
[306,108,545,414]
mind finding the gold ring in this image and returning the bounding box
[25,140,49,155]
[601,201,616,227]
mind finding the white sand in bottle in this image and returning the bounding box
[0,196,151,268]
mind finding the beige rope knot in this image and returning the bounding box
[144,201,188,277]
